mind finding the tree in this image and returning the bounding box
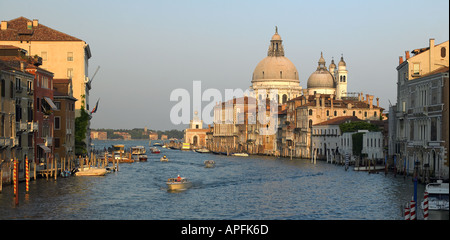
[75,107,90,155]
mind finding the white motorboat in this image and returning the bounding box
[74,166,107,176]
[232,153,249,157]
[204,160,215,168]
[160,155,169,162]
[166,176,192,190]
[421,180,449,220]
[195,148,210,153]
[131,146,148,161]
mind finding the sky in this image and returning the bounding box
[1,0,449,131]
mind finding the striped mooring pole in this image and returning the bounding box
[25,157,29,193]
[13,159,18,205]
[404,202,410,220]
[410,198,416,220]
[423,191,429,220]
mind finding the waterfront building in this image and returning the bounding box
[184,111,208,148]
[149,132,158,140]
[311,116,361,160]
[280,92,384,159]
[391,38,449,179]
[0,16,93,153]
[90,131,107,140]
[0,50,36,181]
[53,78,77,161]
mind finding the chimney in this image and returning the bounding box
[27,21,32,30]
[366,94,369,104]
[405,51,410,60]
[376,97,379,107]
[0,21,7,30]
[20,61,25,71]
[33,19,39,27]
[399,56,403,65]
[429,38,435,72]
[369,95,374,109]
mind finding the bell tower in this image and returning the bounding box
[336,55,348,100]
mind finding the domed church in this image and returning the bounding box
[251,27,302,104]
[307,52,348,100]
[250,28,349,104]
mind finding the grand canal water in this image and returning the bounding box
[1,140,426,220]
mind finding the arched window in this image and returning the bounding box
[343,76,346,82]
[374,111,377,117]
[352,111,355,116]
[309,119,313,128]
[282,94,287,104]
[364,111,367,117]
[280,71,282,79]
[326,110,329,116]
[340,76,343,82]
[334,110,337,116]
[309,109,313,116]
[262,71,264,79]
[441,47,446,58]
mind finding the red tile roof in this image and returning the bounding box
[0,17,82,41]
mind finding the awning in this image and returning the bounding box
[38,144,51,153]
[43,97,58,110]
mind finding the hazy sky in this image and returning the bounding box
[1,0,449,130]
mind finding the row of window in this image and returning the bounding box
[308,109,379,117]
[40,51,74,62]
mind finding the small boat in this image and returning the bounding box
[160,155,169,162]
[181,143,190,151]
[131,146,148,161]
[166,176,192,190]
[353,165,385,171]
[195,148,210,153]
[74,167,107,176]
[421,180,449,220]
[232,153,249,157]
[153,142,162,146]
[150,147,161,154]
[204,160,215,168]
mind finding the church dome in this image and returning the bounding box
[253,56,299,81]
[252,27,299,83]
[307,52,335,89]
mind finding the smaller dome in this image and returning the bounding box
[329,58,336,69]
[307,52,335,89]
[307,71,335,89]
[271,33,281,41]
[338,55,346,67]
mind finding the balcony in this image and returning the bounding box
[28,122,38,132]
[0,137,10,147]
[16,122,28,132]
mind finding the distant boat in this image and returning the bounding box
[353,165,385,171]
[160,155,169,162]
[181,143,190,151]
[74,167,107,176]
[131,146,147,161]
[195,148,210,153]
[153,142,162,146]
[150,147,161,154]
[204,160,215,168]
[166,176,192,190]
[232,153,249,157]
